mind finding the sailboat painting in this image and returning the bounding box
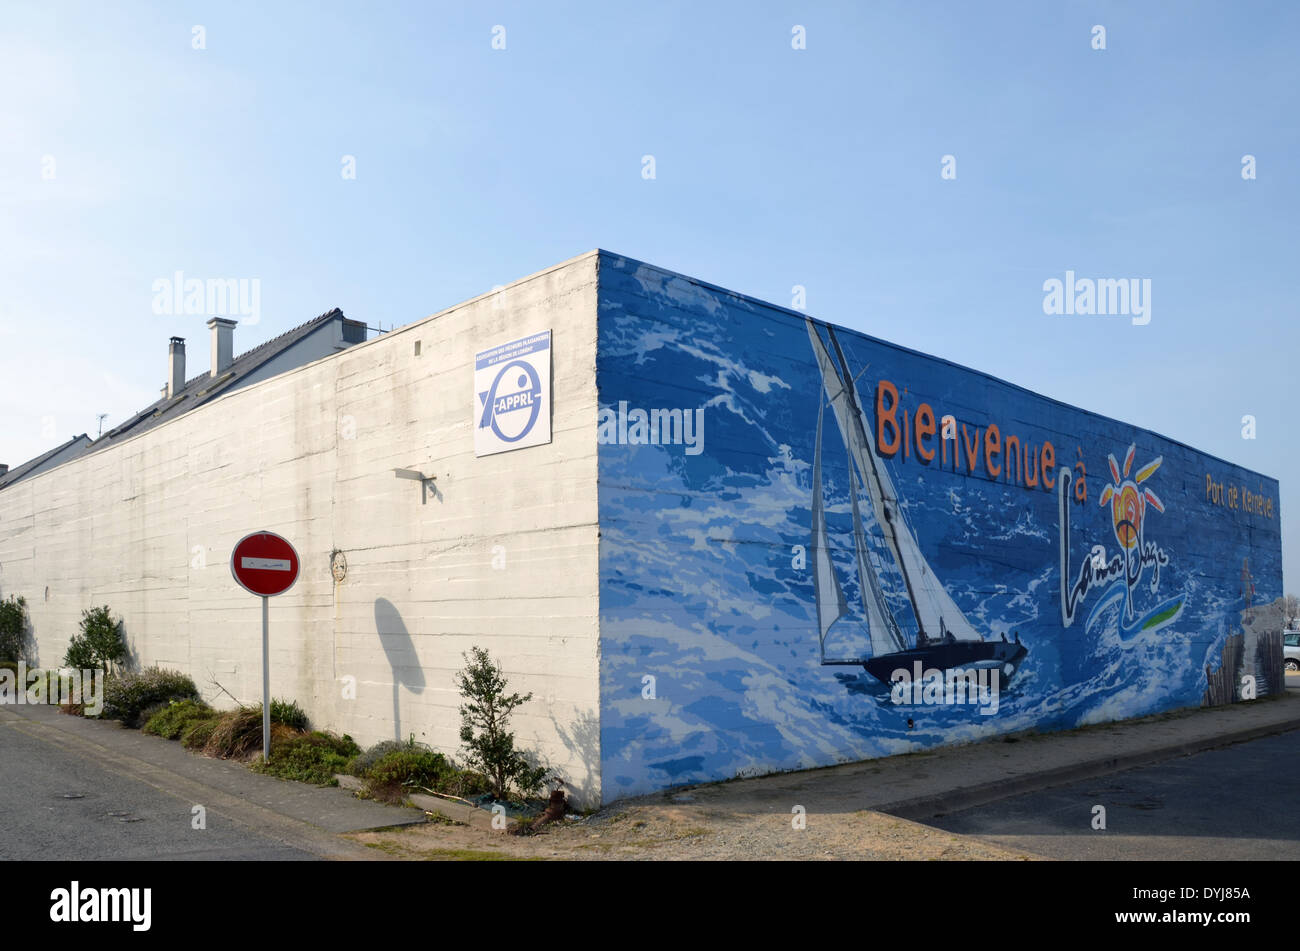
[594,253,1283,802]
[807,319,1028,689]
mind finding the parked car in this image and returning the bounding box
[1285,631,1300,672]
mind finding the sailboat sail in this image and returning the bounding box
[849,461,908,655]
[810,398,849,653]
[806,318,983,652]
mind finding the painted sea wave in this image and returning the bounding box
[597,258,1281,799]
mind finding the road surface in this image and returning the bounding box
[922,728,1300,860]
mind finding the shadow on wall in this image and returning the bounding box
[120,620,140,673]
[373,598,426,741]
[551,705,600,801]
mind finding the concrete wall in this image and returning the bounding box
[595,252,1284,801]
[0,252,603,805]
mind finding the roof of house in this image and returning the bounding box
[0,308,362,492]
[89,307,357,455]
[0,434,93,490]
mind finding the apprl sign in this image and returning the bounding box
[474,329,552,457]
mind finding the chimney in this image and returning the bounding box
[207,317,237,377]
[167,336,186,399]
[0,464,8,477]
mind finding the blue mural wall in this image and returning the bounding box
[595,252,1284,802]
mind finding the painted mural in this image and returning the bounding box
[595,253,1284,801]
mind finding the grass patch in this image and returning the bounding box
[181,714,222,750]
[199,703,316,759]
[142,699,213,739]
[270,697,308,731]
[252,731,360,785]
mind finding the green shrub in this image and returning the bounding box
[137,701,171,729]
[252,731,360,785]
[270,697,308,731]
[362,747,457,804]
[456,646,550,801]
[439,768,493,800]
[142,699,213,740]
[0,596,29,662]
[63,637,97,672]
[100,668,200,727]
[349,738,416,777]
[63,606,127,674]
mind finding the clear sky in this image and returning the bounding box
[1,1,1295,587]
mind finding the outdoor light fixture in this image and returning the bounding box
[393,467,437,504]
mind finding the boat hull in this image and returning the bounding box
[863,640,1028,688]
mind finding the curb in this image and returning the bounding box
[330,775,500,832]
[408,793,499,831]
[878,714,1300,820]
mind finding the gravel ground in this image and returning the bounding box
[348,797,1039,861]
[348,692,1300,861]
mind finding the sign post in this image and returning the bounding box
[230,531,300,761]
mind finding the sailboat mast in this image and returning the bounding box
[826,327,930,642]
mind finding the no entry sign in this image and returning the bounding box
[230,530,300,762]
[230,531,300,597]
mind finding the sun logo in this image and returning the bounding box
[1098,444,1164,551]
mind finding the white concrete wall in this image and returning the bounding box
[0,252,603,805]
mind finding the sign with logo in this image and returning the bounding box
[474,329,552,457]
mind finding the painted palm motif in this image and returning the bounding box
[1099,443,1163,552]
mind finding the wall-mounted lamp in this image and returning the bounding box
[393,467,438,504]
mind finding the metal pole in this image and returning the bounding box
[262,595,270,761]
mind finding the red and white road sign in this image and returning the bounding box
[230,531,300,597]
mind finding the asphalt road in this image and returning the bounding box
[922,727,1300,860]
[0,718,314,860]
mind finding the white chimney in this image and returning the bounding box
[167,337,186,399]
[207,317,237,377]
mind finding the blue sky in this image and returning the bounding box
[1,0,1295,586]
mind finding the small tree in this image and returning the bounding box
[0,595,28,661]
[456,647,548,802]
[64,606,126,673]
